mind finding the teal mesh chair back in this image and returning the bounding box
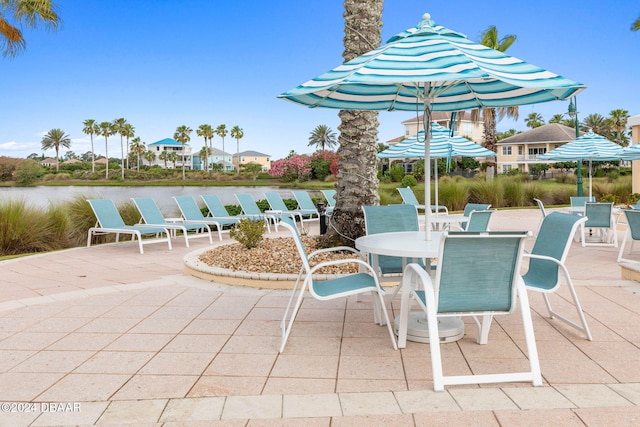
[464,210,493,232]
[570,196,595,207]
[88,199,127,228]
[437,231,528,313]
[322,189,337,207]
[279,215,310,267]
[362,204,420,274]
[624,209,640,241]
[397,187,420,206]
[523,212,584,291]
[131,198,166,224]
[291,190,318,211]
[584,202,613,228]
[201,194,232,217]
[264,192,289,211]
[235,193,263,217]
[174,196,206,220]
[461,203,491,228]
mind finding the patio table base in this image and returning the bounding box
[394,312,464,344]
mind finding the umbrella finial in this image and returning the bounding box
[422,12,431,20]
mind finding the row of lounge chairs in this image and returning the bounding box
[86,190,336,253]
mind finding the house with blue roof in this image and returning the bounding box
[147,138,193,169]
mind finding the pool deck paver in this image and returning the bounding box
[0,208,639,425]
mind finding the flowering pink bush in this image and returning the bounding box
[269,154,312,181]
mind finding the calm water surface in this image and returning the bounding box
[0,186,292,215]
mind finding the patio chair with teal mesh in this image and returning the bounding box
[618,209,640,263]
[400,230,541,391]
[173,195,238,240]
[200,194,247,223]
[320,189,336,214]
[235,193,278,232]
[87,199,172,254]
[264,192,318,232]
[131,197,213,247]
[397,187,448,214]
[580,202,617,247]
[278,215,397,353]
[291,190,322,220]
[460,203,492,230]
[523,212,592,340]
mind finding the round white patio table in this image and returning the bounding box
[355,231,464,348]
[425,213,469,231]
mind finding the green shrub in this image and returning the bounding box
[400,175,417,188]
[628,193,640,205]
[600,194,619,203]
[389,164,405,182]
[437,179,469,211]
[502,179,526,207]
[14,160,44,186]
[0,199,54,255]
[229,218,265,249]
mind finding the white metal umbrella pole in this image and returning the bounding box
[422,85,432,241]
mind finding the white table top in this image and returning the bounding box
[355,231,443,258]
[427,214,468,224]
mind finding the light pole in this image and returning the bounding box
[568,98,583,196]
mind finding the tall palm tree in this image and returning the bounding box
[197,124,214,171]
[324,0,383,245]
[198,146,210,171]
[112,118,128,179]
[82,119,99,172]
[167,151,179,168]
[231,125,244,173]
[632,16,640,31]
[475,26,519,165]
[121,123,135,169]
[40,128,70,172]
[525,113,544,129]
[130,137,146,171]
[583,113,610,136]
[98,121,114,179]
[173,125,192,180]
[216,124,227,170]
[308,124,337,151]
[609,109,630,146]
[0,0,61,58]
[548,113,565,124]
[159,150,169,168]
[144,150,155,166]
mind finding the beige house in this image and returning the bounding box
[233,150,271,172]
[630,114,640,193]
[391,112,484,145]
[496,123,580,173]
[39,158,58,167]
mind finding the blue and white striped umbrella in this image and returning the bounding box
[539,131,630,199]
[279,13,585,239]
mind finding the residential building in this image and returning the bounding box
[39,158,58,167]
[496,123,580,173]
[391,111,484,145]
[629,114,640,193]
[147,138,192,169]
[192,147,234,172]
[233,150,271,172]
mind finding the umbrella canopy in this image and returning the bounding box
[539,131,629,199]
[279,13,585,239]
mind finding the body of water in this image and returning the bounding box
[0,186,295,215]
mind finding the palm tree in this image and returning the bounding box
[82,119,99,172]
[99,121,114,179]
[475,26,519,165]
[130,137,146,171]
[525,113,544,129]
[583,113,610,136]
[144,150,155,166]
[159,150,169,168]
[167,151,179,168]
[632,16,640,31]
[0,0,61,58]
[112,118,128,179]
[198,146,210,171]
[308,124,337,151]
[173,125,192,180]
[121,123,135,169]
[324,0,383,245]
[609,109,630,146]
[548,113,565,124]
[40,128,71,172]
[216,124,228,170]
[197,124,214,171]
[231,125,244,173]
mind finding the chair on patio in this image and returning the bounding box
[235,193,278,232]
[291,190,323,220]
[87,199,172,254]
[131,197,213,247]
[173,195,238,241]
[400,230,541,391]
[581,202,618,247]
[320,189,336,214]
[278,215,397,353]
[618,209,640,263]
[397,186,448,215]
[459,203,492,230]
[523,212,592,340]
[451,209,494,232]
[533,198,547,235]
[264,192,318,232]
[362,204,425,286]
[200,194,246,223]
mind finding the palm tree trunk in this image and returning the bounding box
[90,136,95,173]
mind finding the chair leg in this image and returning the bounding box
[474,315,493,345]
[517,281,543,386]
[279,272,307,353]
[374,291,397,350]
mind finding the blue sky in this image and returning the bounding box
[1,0,639,161]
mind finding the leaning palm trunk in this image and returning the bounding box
[320,0,383,247]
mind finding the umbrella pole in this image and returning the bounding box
[434,158,439,217]
[423,91,432,241]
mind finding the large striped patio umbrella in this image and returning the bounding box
[539,131,631,199]
[279,12,585,239]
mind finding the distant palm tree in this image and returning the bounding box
[130,137,146,171]
[231,125,244,173]
[112,118,128,179]
[0,0,61,58]
[609,109,630,146]
[198,146,210,171]
[583,113,610,136]
[167,151,179,168]
[159,150,169,168]
[144,150,155,166]
[173,125,192,180]
[308,124,337,151]
[82,119,99,172]
[99,121,115,179]
[197,124,214,171]
[548,113,565,124]
[121,123,135,169]
[632,16,640,31]
[41,128,71,172]
[525,113,544,129]
[475,26,519,161]
[216,124,228,169]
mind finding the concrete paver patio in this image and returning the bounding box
[0,208,639,426]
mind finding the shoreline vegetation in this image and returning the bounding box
[0,173,635,259]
